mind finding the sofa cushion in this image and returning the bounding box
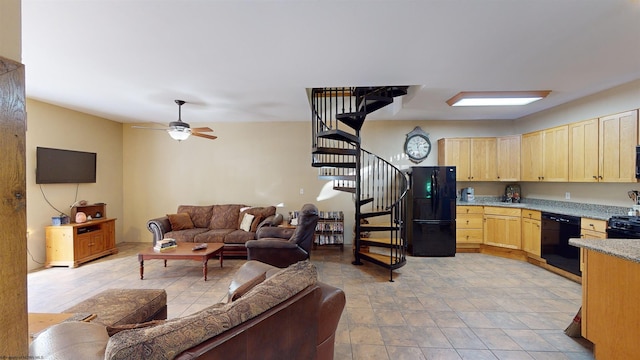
[106,320,166,337]
[223,229,256,244]
[177,205,214,229]
[105,261,318,360]
[166,213,194,231]
[165,228,209,243]
[193,229,233,243]
[209,204,245,229]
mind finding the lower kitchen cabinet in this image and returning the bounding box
[45,218,118,268]
[579,217,606,272]
[521,210,541,256]
[456,205,483,244]
[483,207,521,249]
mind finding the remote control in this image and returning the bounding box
[192,243,208,251]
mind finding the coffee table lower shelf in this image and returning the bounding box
[137,243,224,281]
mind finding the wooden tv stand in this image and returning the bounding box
[45,218,118,268]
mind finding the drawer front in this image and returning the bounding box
[457,215,483,229]
[457,229,483,243]
[484,206,521,217]
[457,205,483,215]
[581,229,606,239]
[521,210,541,220]
[581,218,607,233]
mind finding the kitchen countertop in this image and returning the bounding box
[457,196,628,221]
[569,238,640,263]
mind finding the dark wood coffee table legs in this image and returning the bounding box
[138,243,224,281]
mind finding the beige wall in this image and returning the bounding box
[0,0,21,62]
[26,99,123,271]
[121,118,515,247]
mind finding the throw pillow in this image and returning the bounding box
[106,320,165,337]
[228,272,266,302]
[239,213,255,232]
[167,213,194,230]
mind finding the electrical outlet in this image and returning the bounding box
[299,188,304,195]
[565,192,570,199]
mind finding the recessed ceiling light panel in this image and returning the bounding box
[446,91,551,107]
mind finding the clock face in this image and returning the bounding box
[404,134,431,162]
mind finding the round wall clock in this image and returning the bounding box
[403,126,431,163]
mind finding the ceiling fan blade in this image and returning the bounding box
[191,127,213,132]
[192,132,218,140]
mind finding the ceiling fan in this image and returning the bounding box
[132,100,217,141]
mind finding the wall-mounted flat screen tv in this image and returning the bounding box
[36,147,97,184]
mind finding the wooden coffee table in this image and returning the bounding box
[138,243,224,281]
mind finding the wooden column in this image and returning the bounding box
[0,56,27,356]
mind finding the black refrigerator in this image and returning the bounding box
[408,166,456,257]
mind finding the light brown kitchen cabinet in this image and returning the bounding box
[521,210,541,256]
[45,218,118,268]
[456,206,483,244]
[438,138,471,181]
[521,131,543,181]
[542,125,569,181]
[599,110,638,182]
[568,119,600,182]
[579,217,606,272]
[521,126,568,181]
[438,137,496,181]
[483,207,521,249]
[496,135,520,181]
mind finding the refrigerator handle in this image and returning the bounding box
[431,172,439,213]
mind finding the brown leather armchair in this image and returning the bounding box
[245,203,319,268]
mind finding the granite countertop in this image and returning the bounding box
[457,196,629,221]
[569,238,640,263]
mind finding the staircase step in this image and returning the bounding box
[333,186,356,193]
[360,210,392,219]
[361,224,399,232]
[335,112,366,131]
[317,174,355,181]
[359,197,374,206]
[358,95,393,114]
[360,237,403,249]
[317,129,359,144]
[312,162,356,169]
[313,147,358,156]
[356,250,406,270]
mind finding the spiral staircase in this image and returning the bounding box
[310,87,409,281]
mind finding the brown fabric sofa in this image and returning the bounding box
[29,260,346,360]
[147,204,283,256]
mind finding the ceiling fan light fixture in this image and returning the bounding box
[168,128,191,141]
[446,90,551,107]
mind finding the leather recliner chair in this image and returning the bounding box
[245,203,319,268]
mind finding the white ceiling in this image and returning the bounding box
[21,0,640,126]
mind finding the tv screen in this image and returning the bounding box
[36,147,97,184]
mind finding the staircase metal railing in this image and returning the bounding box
[310,86,409,280]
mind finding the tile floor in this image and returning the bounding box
[27,243,594,359]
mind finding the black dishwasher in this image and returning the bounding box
[541,212,581,276]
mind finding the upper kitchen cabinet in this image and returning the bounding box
[569,119,600,182]
[543,125,569,181]
[598,110,638,182]
[438,138,470,181]
[438,137,497,181]
[496,135,521,181]
[521,131,543,181]
[521,126,568,181]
